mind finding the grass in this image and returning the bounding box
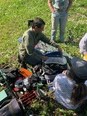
[0,0,87,115]
[0,0,87,65]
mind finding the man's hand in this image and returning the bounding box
[51,40,62,52]
[57,45,62,53]
[62,70,67,75]
[56,45,63,56]
[66,0,73,12]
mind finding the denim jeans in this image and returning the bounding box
[51,10,68,42]
[18,49,43,67]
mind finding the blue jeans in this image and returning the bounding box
[19,49,43,67]
[51,10,68,42]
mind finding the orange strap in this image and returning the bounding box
[19,68,32,78]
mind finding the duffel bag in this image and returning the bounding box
[0,98,24,116]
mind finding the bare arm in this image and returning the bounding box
[49,40,62,53]
[48,0,55,13]
[41,33,62,52]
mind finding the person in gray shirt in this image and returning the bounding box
[18,17,62,68]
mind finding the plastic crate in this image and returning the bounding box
[19,90,37,107]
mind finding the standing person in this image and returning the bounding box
[48,0,73,42]
[18,17,62,68]
[79,33,87,61]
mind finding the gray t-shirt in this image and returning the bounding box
[53,0,69,10]
[19,28,50,56]
[19,28,59,57]
[53,73,87,109]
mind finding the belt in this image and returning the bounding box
[54,7,60,11]
[54,7,65,12]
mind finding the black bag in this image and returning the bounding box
[0,98,23,116]
[70,57,87,82]
[0,68,23,85]
[44,56,67,74]
[36,56,68,83]
[1,68,19,79]
[0,69,24,116]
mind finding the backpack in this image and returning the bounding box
[0,97,24,116]
[70,57,87,82]
[44,56,67,73]
[33,56,68,83]
[0,69,24,115]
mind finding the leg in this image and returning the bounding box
[51,13,59,41]
[18,49,43,67]
[59,12,68,42]
[25,49,43,66]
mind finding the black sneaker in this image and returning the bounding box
[57,40,64,43]
[20,63,28,69]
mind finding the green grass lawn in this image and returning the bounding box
[0,0,87,115]
[0,0,87,65]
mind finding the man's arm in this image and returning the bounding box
[49,40,62,52]
[48,0,55,13]
[66,0,73,12]
[41,33,62,52]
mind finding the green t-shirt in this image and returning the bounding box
[19,28,50,56]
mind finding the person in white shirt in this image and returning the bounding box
[79,33,87,61]
[53,69,87,110]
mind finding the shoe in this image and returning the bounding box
[57,40,64,43]
[20,63,28,69]
[64,40,68,44]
